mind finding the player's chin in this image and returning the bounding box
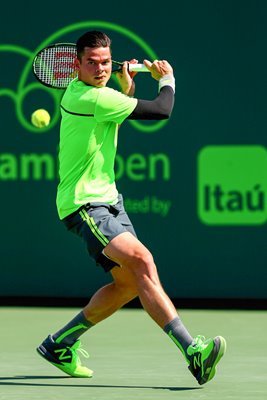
[94,78,108,87]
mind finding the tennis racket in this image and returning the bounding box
[32,43,149,89]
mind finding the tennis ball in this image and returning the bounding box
[31,109,51,128]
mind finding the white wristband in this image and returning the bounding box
[158,74,175,93]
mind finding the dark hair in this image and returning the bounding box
[76,31,112,60]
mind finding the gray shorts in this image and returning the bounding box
[62,194,137,272]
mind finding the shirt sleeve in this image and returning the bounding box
[94,87,138,124]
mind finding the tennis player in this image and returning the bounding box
[37,30,226,385]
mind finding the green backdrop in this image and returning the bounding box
[1,1,267,302]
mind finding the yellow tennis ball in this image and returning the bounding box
[31,109,50,128]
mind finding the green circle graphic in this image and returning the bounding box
[1,21,168,133]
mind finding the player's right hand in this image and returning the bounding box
[115,59,138,96]
[143,59,174,81]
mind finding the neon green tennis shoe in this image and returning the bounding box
[37,335,93,378]
[187,335,226,385]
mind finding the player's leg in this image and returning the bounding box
[36,264,139,378]
[104,232,177,327]
[104,232,194,339]
[103,232,226,385]
[36,199,141,377]
[82,263,138,323]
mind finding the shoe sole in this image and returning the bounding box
[199,336,226,385]
[36,345,93,378]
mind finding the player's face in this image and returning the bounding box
[76,46,112,87]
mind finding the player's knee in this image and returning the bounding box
[130,250,157,281]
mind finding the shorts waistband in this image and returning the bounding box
[62,195,122,225]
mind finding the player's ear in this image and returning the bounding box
[75,58,81,71]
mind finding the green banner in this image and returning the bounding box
[1,1,267,301]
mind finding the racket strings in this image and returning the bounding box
[34,46,78,88]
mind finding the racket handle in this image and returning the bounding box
[128,63,149,72]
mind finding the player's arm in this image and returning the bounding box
[128,59,175,120]
[127,86,174,120]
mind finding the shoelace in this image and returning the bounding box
[77,347,90,359]
[194,335,205,348]
[187,335,206,357]
[70,341,90,359]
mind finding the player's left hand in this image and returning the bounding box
[115,59,138,96]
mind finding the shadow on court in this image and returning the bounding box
[0,376,201,392]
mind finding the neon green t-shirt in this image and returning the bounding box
[56,78,138,219]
